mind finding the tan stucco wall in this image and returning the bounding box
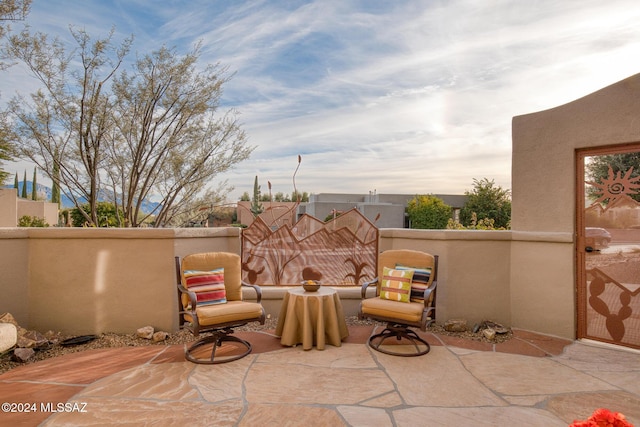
[0,227,241,335]
[512,74,640,232]
[0,226,580,339]
[0,188,59,227]
[0,189,18,227]
[380,228,513,328]
[511,73,640,338]
[174,227,241,260]
[2,227,518,334]
[509,232,575,337]
[27,228,177,335]
[17,198,59,226]
[0,228,30,326]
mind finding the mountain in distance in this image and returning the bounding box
[4,181,161,214]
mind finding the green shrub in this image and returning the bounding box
[407,195,452,229]
[18,215,49,227]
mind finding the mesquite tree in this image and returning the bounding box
[3,27,252,227]
[108,44,251,227]
[5,27,131,225]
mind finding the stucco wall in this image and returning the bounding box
[0,227,241,335]
[0,226,580,338]
[17,198,59,226]
[511,73,640,338]
[27,228,177,335]
[380,228,513,328]
[0,189,18,227]
[509,232,575,337]
[0,188,59,227]
[512,74,640,232]
[0,229,30,326]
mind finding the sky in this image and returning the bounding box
[2,0,640,202]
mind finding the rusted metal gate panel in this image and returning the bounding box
[242,208,378,286]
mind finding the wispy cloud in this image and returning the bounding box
[3,0,640,200]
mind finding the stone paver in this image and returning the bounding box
[459,351,616,396]
[375,347,506,407]
[393,407,567,427]
[1,329,638,426]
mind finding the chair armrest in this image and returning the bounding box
[242,281,263,303]
[422,280,437,308]
[177,284,197,310]
[361,278,378,299]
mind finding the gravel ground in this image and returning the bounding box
[0,317,511,375]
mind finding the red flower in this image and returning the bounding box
[570,408,634,427]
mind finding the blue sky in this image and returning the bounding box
[3,0,640,201]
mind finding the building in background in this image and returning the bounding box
[237,193,467,229]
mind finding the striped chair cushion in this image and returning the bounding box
[395,265,432,302]
[183,268,227,306]
[380,267,414,303]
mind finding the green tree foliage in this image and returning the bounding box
[251,176,263,215]
[108,44,251,227]
[585,152,640,203]
[20,169,26,198]
[31,167,36,200]
[459,178,511,229]
[239,192,250,201]
[407,195,452,229]
[0,116,14,185]
[18,215,48,227]
[291,190,309,202]
[0,0,30,38]
[447,213,503,230]
[0,1,32,182]
[69,202,123,227]
[4,27,252,227]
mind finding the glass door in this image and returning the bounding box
[577,145,640,349]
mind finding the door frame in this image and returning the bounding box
[575,142,640,341]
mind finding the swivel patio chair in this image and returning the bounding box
[176,252,265,364]
[358,249,438,356]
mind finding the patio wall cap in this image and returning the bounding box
[0,226,242,239]
[380,228,573,243]
[174,227,240,238]
[21,227,176,239]
[510,230,573,243]
[380,228,511,241]
[0,228,30,239]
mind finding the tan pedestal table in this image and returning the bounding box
[275,287,349,350]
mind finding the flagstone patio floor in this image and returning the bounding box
[1,325,639,426]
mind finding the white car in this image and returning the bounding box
[586,227,612,249]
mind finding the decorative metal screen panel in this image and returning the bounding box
[241,208,378,286]
[582,157,640,349]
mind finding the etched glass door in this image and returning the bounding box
[577,146,640,349]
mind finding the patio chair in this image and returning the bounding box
[358,249,438,356]
[175,252,265,364]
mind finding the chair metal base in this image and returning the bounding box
[368,324,431,357]
[185,329,252,364]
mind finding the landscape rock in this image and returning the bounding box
[483,328,496,340]
[0,323,18,353]
[137,326,155,340]
[44,330,65,345]
[18,330,49,349]
[152,331,169,342]
[444,318,467,332]
[12,347,35,363]
[0,312,19,327]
